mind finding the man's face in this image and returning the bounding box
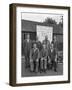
[54,36,56,41]
[27,34,30,39]
[33,44,37,49]
[43,44,46,49]
[51,43,54,49]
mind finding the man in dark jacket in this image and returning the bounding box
[30,43,39,72]
[23,34,32,68]
[53,36,58,64]
[36,36,42,51]
[53,36,58,52]
[42,35,51,70]
[35,36,43,71]
[40,43,48,72]
[49,42,58,72]
[42,35,51,51]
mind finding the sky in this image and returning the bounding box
[22,12,63,24]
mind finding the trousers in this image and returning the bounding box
[40,58,47,70]
[30,60,39,72]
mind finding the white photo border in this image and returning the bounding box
[16,7,68,84]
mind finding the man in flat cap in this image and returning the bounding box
[23,33,32,69]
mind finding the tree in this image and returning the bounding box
[43,17,57,25]
[58,22,63,27]
[58,16,63,27]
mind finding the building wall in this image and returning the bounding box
[22,20,36,32]
[21,20,63,42]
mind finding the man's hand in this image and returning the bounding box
[48,58,51,63]
[41,58,43,61]
[48,56,51,63]
[30,59,33,62]
[36,59,39,62]
[55,55,57,62]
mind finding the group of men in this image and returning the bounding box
[23,34,58,73]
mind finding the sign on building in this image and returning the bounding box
[36,25,53,43]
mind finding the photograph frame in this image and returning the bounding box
[9,3,70,86]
